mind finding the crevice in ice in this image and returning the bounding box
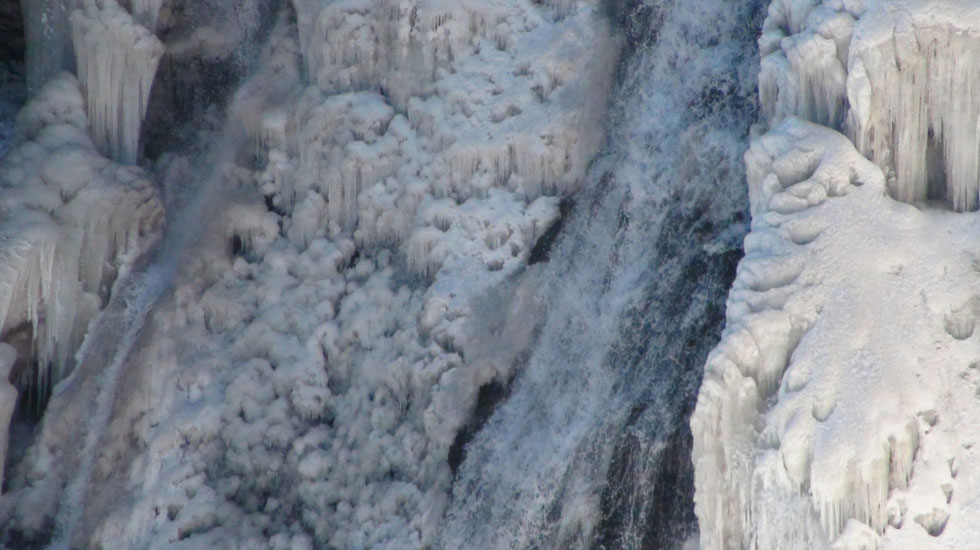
[141,0,284,159]
[22,0,79,94]
[527,197,574,265]
[447,378,512,477]
[914,508,949,537]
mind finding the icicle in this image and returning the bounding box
[849,23,980,211]
[70,0,164,165]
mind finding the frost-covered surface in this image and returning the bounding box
[693,0,980,547]
[0,0,618,547]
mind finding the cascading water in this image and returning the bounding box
[439,0,764,547]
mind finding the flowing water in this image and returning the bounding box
[439,1,764,547]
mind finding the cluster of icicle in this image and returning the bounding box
[0,0,167,385]
[22,0,164,165]
[258,0,615,275]
[70,0,164,164]
[0,0,164,490]
[691,0,980,547]
[0,72,163,407]
[759,0,980,211]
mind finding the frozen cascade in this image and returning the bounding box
[438,0,763,547]
[0,72,162,406]
[48,265,171,550]
[757,0,980,211]
[0,0,772,548]
[70,0,164,165]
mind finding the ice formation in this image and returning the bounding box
[0,0,618,547]
[759,0,980,211]
[0,344,16,494]
[0,72,162,403]
[694,0,980,547]
[70,0,164,164]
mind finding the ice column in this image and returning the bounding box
[70,0,164,164]
[849,26,980,211]
[0,344,16,494]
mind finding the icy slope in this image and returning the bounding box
[693,0,980,548]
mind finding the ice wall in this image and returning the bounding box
[758,0,980,211]
[0,0,618,547]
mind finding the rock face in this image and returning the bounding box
[693,1,980,548]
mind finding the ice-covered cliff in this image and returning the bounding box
[693,1,980,548]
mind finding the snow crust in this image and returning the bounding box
[694,0,980,547]
[0,1,617,547]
